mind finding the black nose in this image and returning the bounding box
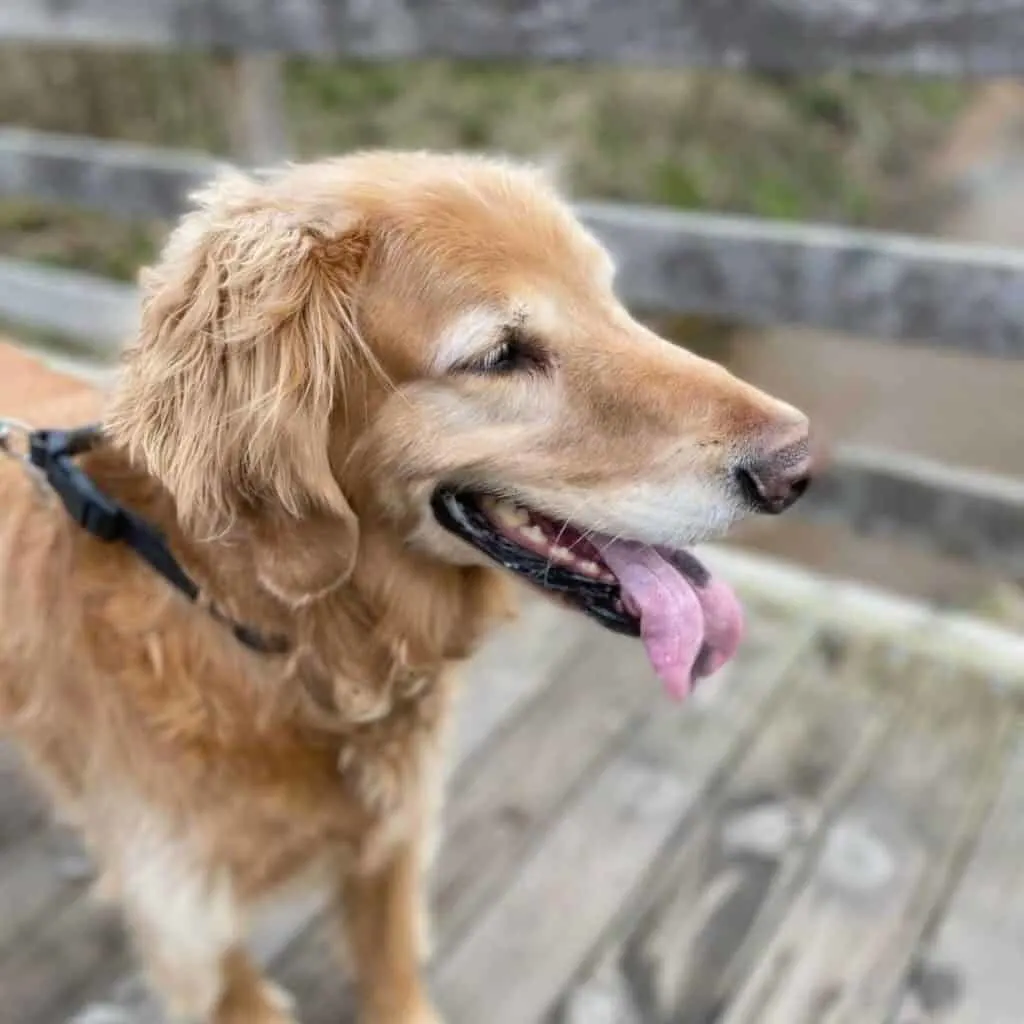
[736,444,812,515]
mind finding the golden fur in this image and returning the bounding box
[0,152,807,1023]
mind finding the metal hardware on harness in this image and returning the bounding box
[0,418,48,494]
[3,421,289,656]
[0,418,36,464]
[0,415,42,468]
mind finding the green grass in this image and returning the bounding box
[0,51,974,279]
[0,200,165,281]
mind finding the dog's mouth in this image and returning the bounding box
[431,487,744,699]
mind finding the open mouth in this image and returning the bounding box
[431,487,744,699]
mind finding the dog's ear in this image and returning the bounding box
[108,171,372,604]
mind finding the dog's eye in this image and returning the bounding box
[468,329,543,375]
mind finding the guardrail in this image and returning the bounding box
[2,0,1022,75]
[3,1,1024,577]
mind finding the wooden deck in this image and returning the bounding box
[2,549,1024,1024]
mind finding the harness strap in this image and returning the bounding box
[25,425,289,656]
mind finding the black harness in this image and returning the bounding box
[4,423,288,655]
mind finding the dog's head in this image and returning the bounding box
[109,152,810,696]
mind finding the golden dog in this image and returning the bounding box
[0,153,810,1023]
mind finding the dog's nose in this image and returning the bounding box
[735,422,813,515]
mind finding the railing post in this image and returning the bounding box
[216,53,292,165]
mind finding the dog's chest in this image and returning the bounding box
[333,688,449,821]
[299,684,449,836]
[202,704,446,895]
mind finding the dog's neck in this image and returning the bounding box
[80,442,513,730]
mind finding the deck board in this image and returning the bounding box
[0,830,91,954]
[436,739,696,1024]
[719,661,1012,1024]
[0,577,1022,1024]
[0,890,127,1024]
[559,632,889,1023]
[0,743,49,849]
[895,734,1024,1024]
[433,606,808,1024]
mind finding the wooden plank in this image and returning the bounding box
[0,741,49,848]
[7,129,1024,357]
[434,632,657,957]
[0,258,136,352]
[798,446,1024,581]
[0,891,129,1024]
[0,127,214,221]
[579,202,1024,358]
[0,831,90,958]
[436,602,801,956]
[0,715,94,970]
[431,615,815,1024]
[0,751,112,1021]
[704,545,1024,692]
[558,632,892,1023]
[435,762,710,1024]
[895,736,1024,1024]
[449,594,584,774]
[718,663,1012,1024]
[0,0,1019,76]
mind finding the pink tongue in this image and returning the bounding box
[598,540,744,700]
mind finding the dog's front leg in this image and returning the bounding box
[125,899,297,1024]
[339,839,442,1024]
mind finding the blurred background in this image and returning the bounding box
[2,44,1023,622]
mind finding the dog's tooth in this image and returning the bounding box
[493,501,529,529]
[520,524,546,545]
[550,544,575,564]
[578,559,603,578]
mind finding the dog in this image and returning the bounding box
[0,152,810,1024]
